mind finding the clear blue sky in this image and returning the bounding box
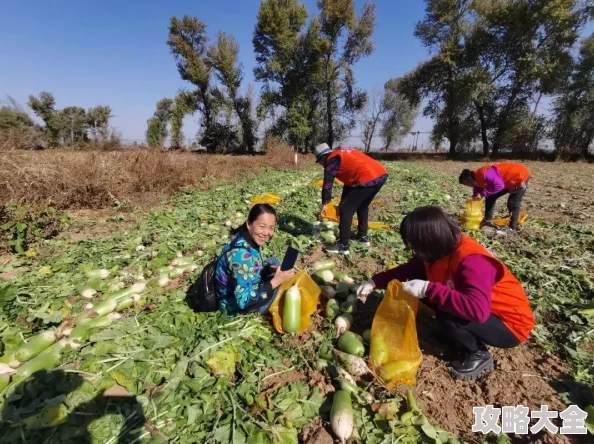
[0,0,435,147]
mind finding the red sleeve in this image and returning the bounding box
[424,254,499,323]
[371,257,427,289]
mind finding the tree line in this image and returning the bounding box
[3,0,594,157]
[399,0,594,158]
[148,0,594,157]
[147,0,418,154]
[0,92,117,149]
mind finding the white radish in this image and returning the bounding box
[86,269,110,279]
[330,391,354,443]
[80,287,97,299]
[334,313,353,337]
[130,281,147,293]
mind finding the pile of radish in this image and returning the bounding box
[0,255,197,394]
[301,258,461,443]
[306,259,376,442]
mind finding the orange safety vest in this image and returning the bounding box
[424,235,534,342]
[327,148,387,186]
[473,162,530,191]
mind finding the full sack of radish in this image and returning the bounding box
[269,269,321,334]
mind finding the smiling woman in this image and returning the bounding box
[214,204,296,316]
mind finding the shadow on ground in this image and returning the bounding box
[0,369,146,443]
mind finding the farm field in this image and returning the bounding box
[0,159,593,443]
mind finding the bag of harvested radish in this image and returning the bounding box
[269,269,321,334]
[369,280,422,387]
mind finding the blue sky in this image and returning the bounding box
[0,0,434,147]
[2,1,591,149]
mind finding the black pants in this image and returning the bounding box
[434,310,520,354]
[338,180,386,246]
[485,180,528,229]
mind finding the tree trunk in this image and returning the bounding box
[448,139,457,156]
[365,117,379,153]
[492,87,520,155]
[532,91,542,116]
[326,81,334,148]
[475,101,490,156]
[582,132,593,159]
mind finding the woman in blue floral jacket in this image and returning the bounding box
[215,204,296,315]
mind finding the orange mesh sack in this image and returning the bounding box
[369,280,422,387]
[320,199,341,222]
[269,270,321,334]
[493,213,528,227]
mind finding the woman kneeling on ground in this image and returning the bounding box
[356,206,535,380]
[215,204,296,316]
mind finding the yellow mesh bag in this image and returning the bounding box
[370,280,422,387]
[367,222,391,231]
[269,270,321,334]
[320,199,341,222]
[460,198,483,230]
[251,193,282,205]
[493,213,528,227]
[311,179,343,187]
[320,200,390,230]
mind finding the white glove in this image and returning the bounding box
[356,279,376,302]
[402,280,429,299]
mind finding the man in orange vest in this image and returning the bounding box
[314,143,388,255]
[459,162,530,231]
[355,206,534,380]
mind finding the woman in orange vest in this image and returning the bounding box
[314,143,388,255]
[356,206,534,380]
[459,162,530,230]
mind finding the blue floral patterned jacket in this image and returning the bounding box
[214,226,276,315]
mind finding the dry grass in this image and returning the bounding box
[0,142,310,210]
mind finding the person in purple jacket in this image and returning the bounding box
[356,206,533,380]
[459,162,530,230]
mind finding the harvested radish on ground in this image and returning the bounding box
[311,259,336,272]
[338,332,365,357]
[85,269,110,279]
[313,269,334,284]
[333,271,354,284]
[335,281,349,299]
[335,350,370,376]
[334,313,353,336]
[320,285,337,299]
[326,298,340,320]
[331,390,354,443]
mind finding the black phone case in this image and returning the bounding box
[280,247,299,271]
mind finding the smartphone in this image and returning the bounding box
[280,247,299,271]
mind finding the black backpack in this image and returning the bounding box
[185,242,242,313]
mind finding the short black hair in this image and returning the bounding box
[399,206,461,263]
[459,169,474,185]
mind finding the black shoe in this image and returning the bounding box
[351,233,371,246]
[323,243,350,256]
[449,350,494,381]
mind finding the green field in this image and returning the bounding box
[1,161,593,443]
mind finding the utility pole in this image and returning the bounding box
[410,131,420,151]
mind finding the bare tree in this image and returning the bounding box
[361,85,384,152]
